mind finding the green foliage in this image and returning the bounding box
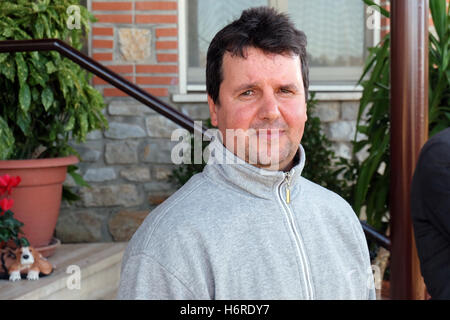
[169,119,214,188]
[347,0,450,231]
[302,94,353,200]
[0,0,108,161]
[0,210,29,248]
[169,94,351,200]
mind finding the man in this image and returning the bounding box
[411,128,450,299]
[118,7,375,300]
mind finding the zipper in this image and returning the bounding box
[285,172,291,204]
[278,172,314,299]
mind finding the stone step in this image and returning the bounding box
[0,242,127,300]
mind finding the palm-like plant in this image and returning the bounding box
[350,0,450,230]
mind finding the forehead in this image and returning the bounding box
[221,47,302,84]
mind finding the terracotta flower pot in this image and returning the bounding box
[0,156,78,253]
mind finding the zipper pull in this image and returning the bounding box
[286,187,290,204]
[285,173,291,204]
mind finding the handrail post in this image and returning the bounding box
[390,0,429,300]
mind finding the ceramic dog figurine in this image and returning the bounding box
[8,246,52,281]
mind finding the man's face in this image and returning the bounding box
[208,47,307,171]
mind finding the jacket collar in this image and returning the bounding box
[202,134,306,200]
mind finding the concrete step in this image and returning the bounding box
[0,242,127,300]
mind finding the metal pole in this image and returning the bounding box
[390,0,429,299]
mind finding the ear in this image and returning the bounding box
[32,248,40,259]
[207,95,219,127]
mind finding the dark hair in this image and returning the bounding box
[206,6,309,104]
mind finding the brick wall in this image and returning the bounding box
[90,0,179,98]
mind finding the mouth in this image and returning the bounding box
[255,129,285,139]
[21,259,33,265]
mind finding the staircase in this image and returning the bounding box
[0,242,127,300]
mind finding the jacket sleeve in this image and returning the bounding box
[116,253,196,300]
[411,131,450,299]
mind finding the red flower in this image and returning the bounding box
[0,174,10,195]
[0,174,21,196]
[0,197,14,212]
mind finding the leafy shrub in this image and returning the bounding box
[0,0,108,160]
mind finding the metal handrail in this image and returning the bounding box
[0,39,391,250]
[0,39,212,139]
[360,221,391,250]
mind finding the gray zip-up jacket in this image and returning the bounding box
[117,138,375,300]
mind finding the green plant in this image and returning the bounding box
[0,174,29,248]
[348,0,450,230]
[169,93,351,200]
[169,119,213,188]
[302,93,353,199]
[0,0,108,199]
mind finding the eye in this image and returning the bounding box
[240,90,254,96]
[280,88,293,94]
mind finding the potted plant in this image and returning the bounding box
[0,174,30,276]
[0,0,108,251]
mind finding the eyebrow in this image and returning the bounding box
[279,83,300,92]
[232,83,259,95]
[232,82,301,95]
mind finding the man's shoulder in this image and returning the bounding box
[299,176,358,222]
[300,176,350,207]
[419,128,450,164]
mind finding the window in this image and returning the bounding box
[179,0,379,93]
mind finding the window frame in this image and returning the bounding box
[177,0,381,94]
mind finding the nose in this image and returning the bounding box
[23,254,29,259]
[258,92,281,122]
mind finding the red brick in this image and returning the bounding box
[157,54,178,62]
[92,27,114,36]
[135,1,177,10]
[93,52,113,61]
[104,88,127,97]
[156,28,178,38]
[93,76,106,85]
[136,15,177,24]
[380,30,390,38]
[93,75,133,85]
[156,41,178,50]
[136,65,178,73]
[136,76,178,85]
[92,2,132,11]
[109,65,134,74]
[144,88,169,97]
[104,87,168,97]
[95,14,133,23]
[93,39,114,49]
